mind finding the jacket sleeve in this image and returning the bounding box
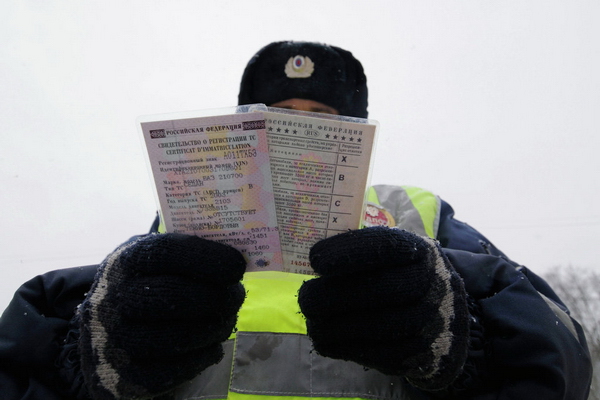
[0,266,97,400]
[439,247,592,399]
[436,199,508,258]
[432,199,592,398]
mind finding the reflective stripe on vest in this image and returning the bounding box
[366,185,440,239]
[174,271,419,400]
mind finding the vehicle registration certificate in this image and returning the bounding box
[139,105,378,274]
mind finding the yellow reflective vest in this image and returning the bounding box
[172,185,441,400]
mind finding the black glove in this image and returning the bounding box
[78,233,246,400]
[298,226,470,391]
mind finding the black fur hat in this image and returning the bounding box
[238,41,368,118]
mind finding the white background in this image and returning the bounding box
[1,1,599,312]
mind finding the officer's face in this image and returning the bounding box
[270,98,339,115]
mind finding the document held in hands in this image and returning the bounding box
[139,105,378,274]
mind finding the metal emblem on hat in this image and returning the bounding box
[285,55,314,78]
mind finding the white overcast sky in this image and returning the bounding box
[1,1,599,311]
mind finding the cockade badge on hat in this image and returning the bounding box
[285,55,314,78]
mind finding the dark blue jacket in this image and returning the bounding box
[0,202,592,399]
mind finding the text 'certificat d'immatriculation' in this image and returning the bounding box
[139,106,283,272]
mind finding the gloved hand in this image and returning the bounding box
[77,233,246,400]
[298,226,470,391]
